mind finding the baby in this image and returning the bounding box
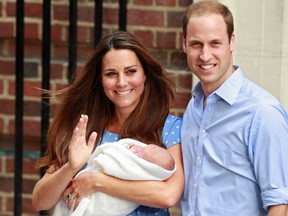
[53,138,176,216]
[124,143,175,171]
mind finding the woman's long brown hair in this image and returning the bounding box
[36,31,176,171]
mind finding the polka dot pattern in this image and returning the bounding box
[101,114,182,149]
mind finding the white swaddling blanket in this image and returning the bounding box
[52,138,176,216]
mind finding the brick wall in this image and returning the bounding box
[0,0,192,215]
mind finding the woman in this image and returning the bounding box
[32,31,184,215]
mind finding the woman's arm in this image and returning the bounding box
[68,144,184,208]
[268,204,288,216]
[32,163,76,211]
[32,115,96,211]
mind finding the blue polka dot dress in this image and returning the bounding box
[100,114,182,216]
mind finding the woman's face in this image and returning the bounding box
[101,49,146,113]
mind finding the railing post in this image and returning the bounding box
[94,0,103,46]
[68,0,77,84]
[39,1,51,214]
[14,0,24,215]
[119,0,127,31]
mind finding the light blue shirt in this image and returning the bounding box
[181,66,288,216]
[100,114,182,216]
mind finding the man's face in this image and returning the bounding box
[183,14,235,96]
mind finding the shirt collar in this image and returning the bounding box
[192,65,245,105]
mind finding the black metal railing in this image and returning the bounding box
[14,0,127,215]
[14,0,24,215]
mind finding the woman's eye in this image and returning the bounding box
[127,69,136,74]
[105,71,116,77]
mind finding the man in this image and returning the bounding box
[181,1,288,215]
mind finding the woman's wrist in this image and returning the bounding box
[63,162,79,178]
[93,172,110,193]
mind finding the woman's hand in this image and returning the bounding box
[32,115,97,211]
[62,171,103,210]
[68,114,97,173]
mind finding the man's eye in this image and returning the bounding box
[212,41,221,47]
[190,42,201,48]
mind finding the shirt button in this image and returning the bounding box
[193,183,197,188]
[201,129,206,134]
[197,156,201,160]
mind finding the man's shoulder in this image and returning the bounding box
[240,79,280,106]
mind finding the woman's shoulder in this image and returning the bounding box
[162,114,182,147]
[165,114,183,125]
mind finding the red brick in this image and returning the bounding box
[156,31,177,49]
[0,176,13,192]
[77,26,91,43]
[8,80,15,95]
[103,8,118,24]
[24,100,42,117]
[134,30,154,47]
[6,157,14,173]
[23,158,39,175]
[179,0,192,7]
[6,2,16,17]
[52,43,68,60]
[177,73,192,90]
[167,11,185,28]
[0,118,3,134]
[8,120,14,135]
[0,59,15,75]
[53,4,68,20]
[6,196,13,212]
[8,119,41,137]
[25,3,42,18]
[171,50,187,69]
[128,10,164,26]
[77,46,94,61]
[0,22,14,38]
[150,49,168,66]
[6,41,16,57]
[0,196,2,212]
[78,6,94,22]
[25,42,42,58]
[0,99,14,115]
[156,0,176,6]
[174,92,191,110]
[133,0,153,5]
[0,80,2,94]
[51,24,66,42]
[25,23,40,40]
[23,196,38,214]
[55,83,69,91]
[23,178,38,194]
[24,81,41,97]
[51,63,65,80]
[24,119,41,137]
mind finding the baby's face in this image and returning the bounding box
[126,144,143,157]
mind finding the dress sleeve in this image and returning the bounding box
[162,114,183,148]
